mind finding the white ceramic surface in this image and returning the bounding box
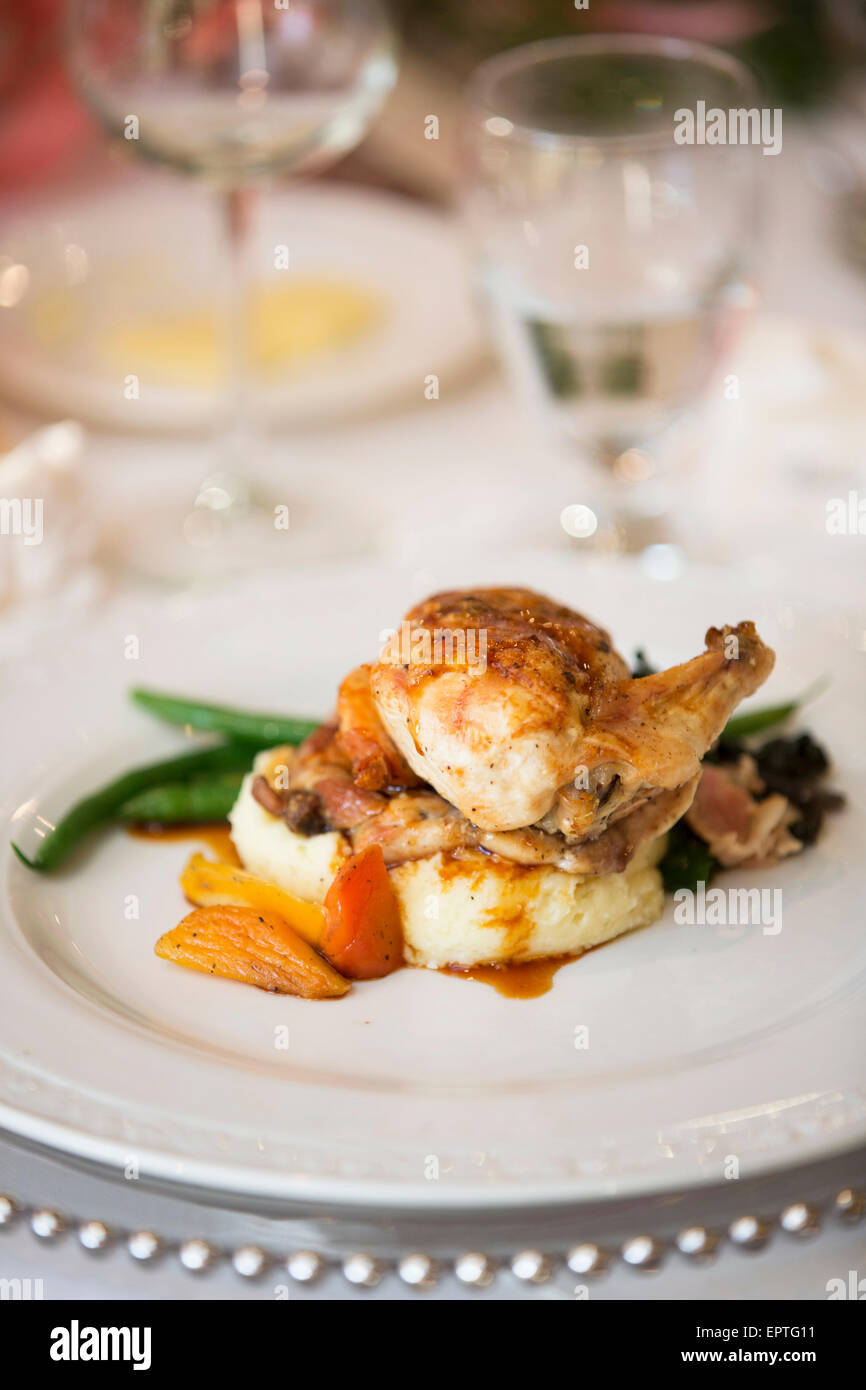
[0,181,484,429]
[1,555,864,1209]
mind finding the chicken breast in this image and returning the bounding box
[370,587,775,837]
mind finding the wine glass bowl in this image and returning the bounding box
[68,0,397,184]
[460,35,762,546]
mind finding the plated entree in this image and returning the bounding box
[13,587,843,999]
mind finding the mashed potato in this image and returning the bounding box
[229,765,350,903]
[229,750,667,970]
[391,840,665,968]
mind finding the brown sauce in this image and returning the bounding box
[127,822,241,864]
[438,846,537,885]
[444,954,575,999]
[128,829,581,999]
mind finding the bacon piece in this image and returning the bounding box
[314,777,387,830]
[251,775,285,817]
[296,722,340,759]
[686,763,801,867]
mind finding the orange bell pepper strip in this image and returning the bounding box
[322,844,403,980]
[180,852,326,948]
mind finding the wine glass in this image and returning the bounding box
[66,0,397,575]
[460,35,761,552]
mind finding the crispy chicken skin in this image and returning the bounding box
[370,587,775,838]
[334,664,421,791]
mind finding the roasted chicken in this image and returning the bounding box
[263,587,776,878]
[372,588,773,820]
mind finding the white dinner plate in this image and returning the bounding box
[1,555,864,1210]
[0,179,484,430]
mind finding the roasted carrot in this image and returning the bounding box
[322,844,403,980]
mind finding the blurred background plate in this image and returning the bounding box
[0,179,485,431]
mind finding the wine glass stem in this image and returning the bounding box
[221,184,257,497]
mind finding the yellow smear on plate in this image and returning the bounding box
[100,278,382,384]
[30,289,80,347]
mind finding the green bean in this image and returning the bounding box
[120,773,244,824]
[130,688,318,747]
[721,676,829,743]
[12,743,254,872]
[722,700,798,741]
